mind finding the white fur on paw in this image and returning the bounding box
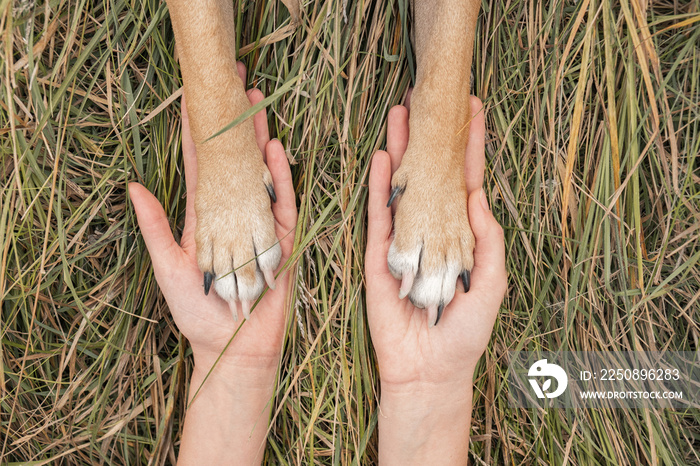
[388,242,462,309]
[212,241,281,320]
[214,272,239,320]
[387,242,421,278]
[195,173,282,320]
[236,266,265,320]
[255,241,282,290]
[215,272,238,302]
[192,116,282,321]
[408,259,461,310]
[387,238,464,326]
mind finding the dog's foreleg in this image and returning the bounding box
[166,0,281,319]
[388,0,481,326]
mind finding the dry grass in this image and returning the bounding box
[1,0,698,464]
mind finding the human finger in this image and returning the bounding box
[467,189,507,307]
[464,96,485,194]
[267,139,297,256]
[365,151,394,277]
[236,61,247,82]
[180,96,198,256]
[248,88,270,156]
[386,105,409,174]
[129,182,182,273]
[234,61,269,155]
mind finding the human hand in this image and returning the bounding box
[367,95,505,389]
[366,96,506,464]
[129,63,297,374]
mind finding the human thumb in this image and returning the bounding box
[467,188,507,301]
[129,182,181,273]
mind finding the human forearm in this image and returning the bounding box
[378,381,473,465]
[178,359,277,465]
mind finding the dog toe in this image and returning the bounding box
[387,171,475,326]
[194,166,281,319]
[214,270,238,313]
[255,238,282,290]
[406,257,461,307]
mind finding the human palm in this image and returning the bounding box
[130,63,297,368]
[366,97,506,389]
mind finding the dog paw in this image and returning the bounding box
[387,163,474,327]
[194,142,281,320]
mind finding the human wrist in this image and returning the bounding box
[191,353,278,392]
[378,380,474,465]
[180,354,278,465]
[380,378,474,416]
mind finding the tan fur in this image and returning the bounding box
[166,0,280,312]
[166,0,479,317]
[393,0,480,258]
[388,0,480,314]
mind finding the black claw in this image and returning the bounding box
[203,272,214,296]
[266,183,277,203]
[435,302,445,326]
[386,186,404,207]
[460,270,471,293]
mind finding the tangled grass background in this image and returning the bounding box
[1,0,698,463]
